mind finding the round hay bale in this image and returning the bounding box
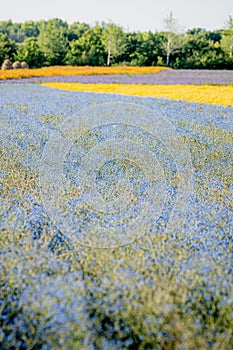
[1,59,12,70]
[21,61,29,69]
[12,61,22,69]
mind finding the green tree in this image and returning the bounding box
[221,16,233,61]
[162,12,184,66]
[175,28,227,69]
[21,21,39,38]
[8,23,26,43]
[0,33,17,64]
[127,32,149,66]
[102,22,126,66]
[66,25,105,66]
[38,19,69,66]
[0,20,14,36]
[15,37,44,68]
[67,22,90,41]
[122,31,158,66]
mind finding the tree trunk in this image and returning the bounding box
[230,39,233,58]
[166,53,170,66]
[107,47,111,66]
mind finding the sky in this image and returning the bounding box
[1,0,233,32]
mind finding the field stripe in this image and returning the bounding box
[0,66,169,80]
[42,83,233,107]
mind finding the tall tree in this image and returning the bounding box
[102,22,126,66]
[122,31,162,66]
[0,33,17,64]
[38,20,69,66]
[66,24,105,66]
[175,28,226,69]
[0,20,14,36]
[15,37,44,68]
[162,12,184,66]
[221,16,233,61]
[21,21,39,38]
[67,22,90,41]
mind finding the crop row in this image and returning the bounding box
[0,65,169,80]
[42,82,233,107]
[1,69,232,85]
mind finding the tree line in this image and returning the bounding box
[0,14,233,69]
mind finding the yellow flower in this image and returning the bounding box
[42,83,233,107]
[0,66,169,80]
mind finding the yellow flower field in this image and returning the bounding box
[42,83,233,107]
[0,66,169,80]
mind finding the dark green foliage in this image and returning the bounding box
[66,25,105,66]
[67,22,90,42]
[0,17,233,68]
[0,32,17,64]
[38,19,69,66]
[14,37,45,68]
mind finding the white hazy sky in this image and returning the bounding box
[1,0,233,32]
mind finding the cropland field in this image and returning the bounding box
[0,67,232,349]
